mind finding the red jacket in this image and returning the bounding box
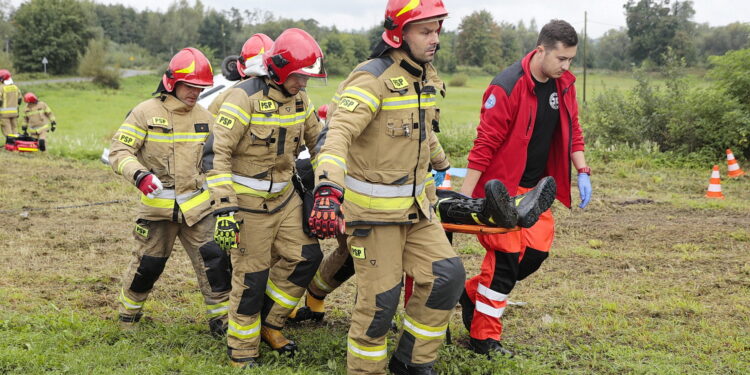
[466,50,585,208]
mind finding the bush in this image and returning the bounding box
[79,38,120,89]
[448,73,468,87]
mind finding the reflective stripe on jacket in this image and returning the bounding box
[108,94,213,226]
[23,101,55,130]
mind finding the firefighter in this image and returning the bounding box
[201,28,326,368]
[309,1,469,373]
[108,47,232,337]
[21,92,56,151]
[0,69,21,145]
[207,33,274,116]
[458,20,592,357]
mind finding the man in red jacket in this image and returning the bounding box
[458,19,593,357]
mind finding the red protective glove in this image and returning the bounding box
[136,172,164,198]
[308,186,345,239]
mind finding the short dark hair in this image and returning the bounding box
[536,20,578,49]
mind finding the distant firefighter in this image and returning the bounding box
[0,69,21,145]
[22,92,56,151]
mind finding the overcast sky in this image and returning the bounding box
[9,0,750,38]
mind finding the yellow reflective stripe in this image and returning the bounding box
[228,319,261,339]
[403,314,447,340]
[140,194,174,209]
[381,94,437,110]
[345,189,426,211]
[206,301,229,318]
[145,133,207,143]
[313,271,333,293]
[207,174,233,187]
[425,172,435,187]
[265,279,299,309]
[29,124,50,132]
[232,182,290,199]
[341,86,380,112]
[315,153,347,171]
[430,145,443,158]
[179,189,210,212]
[347,338,387,361]
[119,123,146,138]
[305,104,314,119]
[117,156,138,175]
[331,94,341,103]
[219,102,250,125]
[250,112,306,126]
[119,288,142,310]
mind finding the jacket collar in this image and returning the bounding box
[264,77,297,104]
[521,49,576,94]
[161,94,193,114]
[389,48,425,78]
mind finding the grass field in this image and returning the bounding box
[1,72,748,374]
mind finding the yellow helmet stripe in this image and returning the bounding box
[396,0,420,17]
[174,60,195,74]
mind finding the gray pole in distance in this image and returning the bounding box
[42,57,48,74]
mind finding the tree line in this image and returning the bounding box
[0,0,747,75]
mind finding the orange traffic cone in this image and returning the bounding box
[726,149,745,178]
[705,165,725,199]
[437,172,452,190]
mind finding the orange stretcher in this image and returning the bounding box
[441,223,520,234]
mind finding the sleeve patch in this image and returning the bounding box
[339,98,359,112]
[118,133,137,147]
[389,76,409,90]
[216,114,235,129]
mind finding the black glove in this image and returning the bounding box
[21,125,27,131]
[51,121,56,132]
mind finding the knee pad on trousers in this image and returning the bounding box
[129,255,168,293]
[333,253,355,284]
[199,241,232,292]
[425,257,466,310]
[237,269,270,316]
[287,243,323,287]
[517,247,549,281]
[366,282,402,338]
[489,251,520,294]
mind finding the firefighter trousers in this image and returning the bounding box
[1,117,17,136]
[118,214,232,325]
[308,235,352,299]
[226,193,323,361]
[464,186,555,341]
[346,217,465,374]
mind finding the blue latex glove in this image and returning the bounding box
[433,170,446,188]
[577,173,592,209]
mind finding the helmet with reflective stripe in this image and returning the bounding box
[0,69,10,81]
[23,92,38,103]
[238,33,274,79]
[264,28,326,84]
[162,47,214,92]
[382,0,448,48]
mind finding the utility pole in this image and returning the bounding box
[583,11,587,104]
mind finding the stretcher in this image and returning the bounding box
[441,223,520,235]
[4,135,39,152]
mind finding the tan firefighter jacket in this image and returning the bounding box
[1,83,20,119]
[109,94,213,226]
[314,48,447,225]
[202,76,322,215]
[23,101,56,132]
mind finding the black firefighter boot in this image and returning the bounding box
[38,139,46,152]
[468,337,515,358]
[388,355,438,375]
[514,176,557,228]
[436,179,518,228]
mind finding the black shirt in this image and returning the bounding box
[520,76,559,188]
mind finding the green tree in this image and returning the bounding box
[624,0,696,66]
[162,0,204,56]
[594,28,631,70]
[455,10,503,68]
[708,48,750,106]
[12,0,94,73]
[198,10,232,58]
[697,22,750,59]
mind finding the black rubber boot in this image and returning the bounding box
[459,289,474,331]
[468,337,515,358]
[38,139,46,151]
[287,305,325,324]
[436,179,517,228]
[514,176,557,228]
[208,317,228,338]
[388,355,438,375]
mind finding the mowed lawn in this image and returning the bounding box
[1,71,748,374]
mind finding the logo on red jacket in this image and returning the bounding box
[484,94,496,109]
[549,92,559,110]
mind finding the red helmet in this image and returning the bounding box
[162,47,214,92]
[264,28,326,84]
[0,69,10,81]
[382,0,448,48]
[238,34,274,78]
[23,92,38,103]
